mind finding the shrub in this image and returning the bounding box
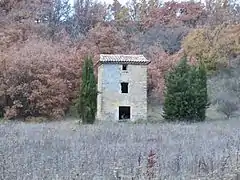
[0,39,80,120]
[162,55,208,121]
[75,55,97,124]
[214,92,239,119]
[217,100,238,119]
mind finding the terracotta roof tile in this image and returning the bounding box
[99,54,150,65]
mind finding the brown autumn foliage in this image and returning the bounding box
[0,0,240,119]
[0,38,80,119]
[147,47,197,99]
[76,23,132,64]
[142,1,207,29]
[0,0,53,49]
[85,23,129,54]
[148,48,180,98]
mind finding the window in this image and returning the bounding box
[119,106,130,120]
[121,82,128,93]
[122,64,127,70]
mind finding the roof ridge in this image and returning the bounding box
[99,54,150,65]
[100,54,144,56]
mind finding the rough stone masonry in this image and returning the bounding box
[96,54,151,122]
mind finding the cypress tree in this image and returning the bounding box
[76,55,97,124]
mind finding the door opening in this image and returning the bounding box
[122,64,128,70]
[119,106,130,120]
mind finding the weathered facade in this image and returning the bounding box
[97,54,150,121]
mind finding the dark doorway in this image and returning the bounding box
[122,64,128,70]
[119,106,131,120]
[121,82,128,93]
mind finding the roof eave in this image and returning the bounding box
[97,61,151,65]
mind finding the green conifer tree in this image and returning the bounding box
[76,55,97,124]
[163,55,191,121]
[193,61,208,121]
[162,55,208,122]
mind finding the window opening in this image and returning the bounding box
[121,82,128,93]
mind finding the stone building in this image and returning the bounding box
[96,54,151,121]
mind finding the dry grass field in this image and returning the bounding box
[1,117,240,180]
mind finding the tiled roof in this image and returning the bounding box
[99,54,151,65]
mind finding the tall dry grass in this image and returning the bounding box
[0,119,240,179]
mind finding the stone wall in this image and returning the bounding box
[97,63,148,121]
